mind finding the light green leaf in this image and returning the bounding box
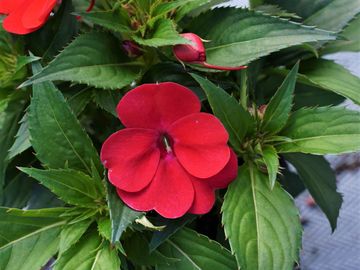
[19,168,104,207]
[157,228,237,270]
[28,61,102,174]
[106,182,143,244]
[191,73,254,151]
[277,107,360,154]
[54,232,103,270]
[299,59,360,105]
[262,62,298,134]
[59,219,93,254]
[7,112,30,160]
[133,19,189,47]
[222,164,302,270]
[0,207,66,270]
[20,32,142,90]
[262,145,279,189]
[188,8,335,67]
[91,242,121,270]
[284,153,343,231]
[304,0,360,32]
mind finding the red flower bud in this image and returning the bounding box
[173,33,206,63]
[173,32,247,71]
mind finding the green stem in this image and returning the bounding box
[240,69,248,110]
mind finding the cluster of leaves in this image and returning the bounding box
[1,0,360,269]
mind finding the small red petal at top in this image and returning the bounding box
[117,82,201,130]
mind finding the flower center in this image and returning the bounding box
[158,133,174,157]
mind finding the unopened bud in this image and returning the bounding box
[122,40,142,57]
[173,32,247,71]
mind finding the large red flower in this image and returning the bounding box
[101,82,238,218]
[0,0,57,34]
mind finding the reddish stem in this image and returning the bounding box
[86,0,95,12]
[202,62,248,71]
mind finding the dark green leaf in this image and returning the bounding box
[76,10,131,33]
[277,107,360,154]
[106,182,143,244]
[284,153,342,231]
[188,8,335,67]
[149,214,195,252]
[21,32,142,90]
[19,168,104,207]
[157,228,237,270]
[124,232,178,266]
[28,61,102,174]
[191,73,254,151]
[262,62,299,134]
[93,89,122,117]
[222,164,302,270]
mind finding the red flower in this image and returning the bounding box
[173,33,247,71]
[101,82,238,218]
[0,0,57,34]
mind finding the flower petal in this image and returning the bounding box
[169,112,230,178]
[21,0,57,29]
[0,0,24,14]
[205,149,238,189]
[117,156,195,218]
[187,179,215,215]
[100,128,160,192]
[117,82,201,130]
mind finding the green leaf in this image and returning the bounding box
[149,214,195,252]
[66,86,93,116]
[0,92,26,195]
[299,59,360,105]
[284,153,343,231]
[91,242,121,270]
[59,218,93,254]
[262,62,299,134]
[188,8,335,67]
[304,0,360,32]
[254,5,301,19]
[124,232,178,266]
[106,182,143,244]
[19,168,104,207]
[222,164,302,270]
[26,0,78,61]
[76,10,131,34]
[7,112,31,160]
[21,32,142,90]
[28,61,102,174]
[262,145,279,189]
[133,19,188,47]
[322,15,360,54]
[277,107,360,154]
[54,232,103,270]
[157,228,237,270]
[0,207,66,270]
[191,73,254,151]
[93,89,122,117]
